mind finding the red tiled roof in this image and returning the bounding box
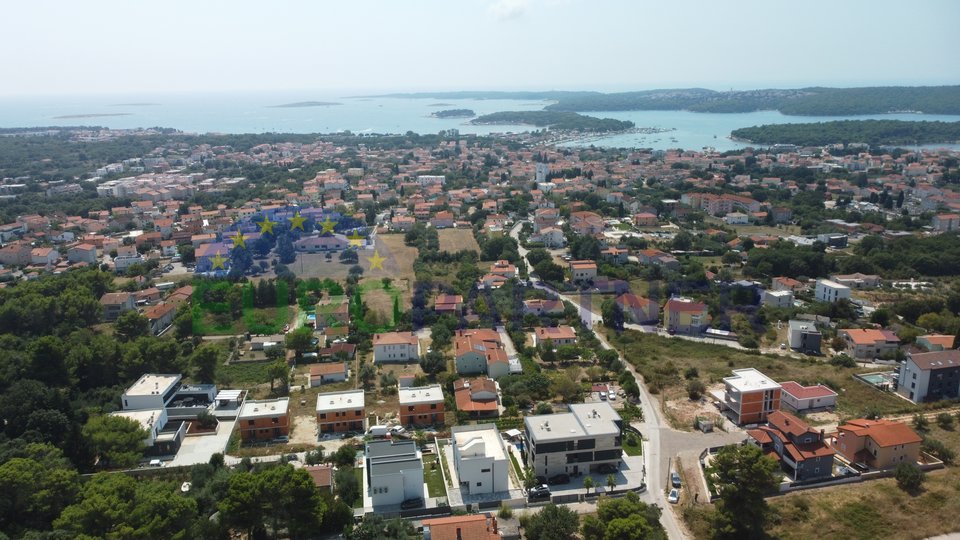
[838,419,923,448]
[779,381,838,400]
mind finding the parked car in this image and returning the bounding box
[608,391,617,401]
[528,484,551,499]
[599,392,607,400]
[668,489,680,504]
[274,435,290,443]
[671,472,682,488]
[148,459,163,468]
[400,497,423,510]
[535,475,547,485]
[596,463,618,474]
[548,473,570,485]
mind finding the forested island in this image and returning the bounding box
[470,111,634,132]
[431,109,475,118]
[731,120,960,146]
[371,85,960,116]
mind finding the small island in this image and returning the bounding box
[731,120,960,147]
[53,113,132,119]
[471,111,634,132]
[268,101,341,108]
[432,109,475,119]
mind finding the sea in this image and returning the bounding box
[1,91,959,152]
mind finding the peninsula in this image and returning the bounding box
[268,101,341,108]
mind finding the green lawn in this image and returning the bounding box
[508,445,526,483]
[423,454,448,498]
[194,305,291,336]
[352,467,364,508]
[622,432,643,456]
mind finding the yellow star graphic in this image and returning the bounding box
[367,250,386,271]
[210,251,227,270]
[320,216,338,235]
[347,230,365,247]
[288,212,306,231]
[231,231,246,249]
[258,215,275,235]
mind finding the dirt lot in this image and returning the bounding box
[292,253,356,280]
[439,228,481,254]
[375,233,419,283]
[664,382,729,430]
[360,278,411,320]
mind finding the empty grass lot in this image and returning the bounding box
[603,329,918,424]
[438,228,481,255]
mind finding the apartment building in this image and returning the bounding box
[454,329,509,379]
[315,389,365,434]
[840,328,900,359]
[568,260,598,282]
[373,332,421,363]
[524,402,622,478]
[238,398,290,442]
[720,368,781,425]
[897,350,960,404]
[399,384,445,427]
[664,297,708,335]
[815,279,851,303]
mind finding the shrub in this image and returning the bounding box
[913,413,930,433]
[498,503,514,519]
[936,412,955,431]
[894,462,924,492]
[687,380,706,400]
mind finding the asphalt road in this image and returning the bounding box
[510,220,750,539]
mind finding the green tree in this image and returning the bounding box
[606,473,616,492]
[420,350,447,377]
[55,473,197,540]
[219,471,265,537]
[524,503,579,540]
[191,342,222,384]
[333,445,358,467]
[335,466,360,506]
[913,413,930,433]
[268,360,289,393]
[285,327,315,358]
[894,461,924,492]
[583,475,594,495]
[687,379,706,400]
[711,444,780,539]
[82,414,149,469]
[258,465,324,538]
[115,310,151,341]
[0,449,79,534]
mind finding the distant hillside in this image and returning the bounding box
[731,120,960,146]
[370,86,960,116]
[470,111,634,132]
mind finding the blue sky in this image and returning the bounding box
[1,0,957,96]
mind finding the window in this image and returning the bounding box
[408,406,415,411]
[272,417,279,424]
[320,413,327,419]
[248,420,255,426]
[430,404,437,410]
[481,468,490,473]
[476,482,482,487]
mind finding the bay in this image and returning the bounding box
[1,91,958,151]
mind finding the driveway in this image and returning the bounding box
[168,420,236,467]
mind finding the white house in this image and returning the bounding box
[788,319,821,354]
[365,439,424,507]
[762,290,793,309]
[723,212,749,225]
[121,374,182,411]
[814,279,851,303]
[451,424,510,495]
[779,381,837,412]
[373,332,421,363]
